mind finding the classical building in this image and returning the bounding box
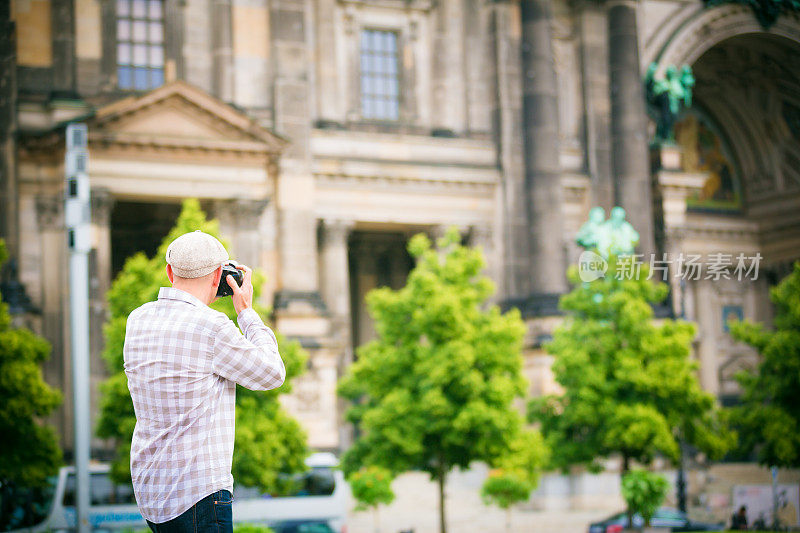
[1,0,799,457]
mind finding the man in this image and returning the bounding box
[124,230,286,533]
[730,505,748,530]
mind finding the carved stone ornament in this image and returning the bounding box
[321,219,354,246]
[35,195,64,231]
[702,0,800,29]
[217,198,269,229]
[91,188,115,226]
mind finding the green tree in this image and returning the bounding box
[481,430,549,532]
[730,262,800,468]
[481,472,532,533]
[338,229,545,533]
[96,199,309,492]
[529,257,734,475]
[348,466,395,533]
[0,239,63,530]
[621,469,669,528]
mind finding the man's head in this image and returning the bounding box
[165,231,229,304]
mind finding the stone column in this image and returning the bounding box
[52,0,76,92]
[343,9,361,122]
[214,198,268,268]
[320,219,355,449]
[272,1,320,312]
[521,0,567,295]
[315,0,339,122]
[320,219,354,340]
[0,4,18,258]
[349,234,378,348]
[464,0,491,133]
[211,0,233,101]
[90,188,114,452]
[36,194,71,451]
[577,0,613,211]
[490,2,530,300]
[431,0,466,134]
[471,224,499,290]
[607,0,654,256]
[164,0,185,82]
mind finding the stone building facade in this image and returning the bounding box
[1,0,799,455]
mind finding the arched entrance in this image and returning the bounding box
[651,9,800,397]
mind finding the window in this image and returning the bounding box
[360,29,400,121]
[116,0,165,90]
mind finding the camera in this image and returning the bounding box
[217,262,244,297]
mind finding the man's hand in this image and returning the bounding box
[228,264,253,315]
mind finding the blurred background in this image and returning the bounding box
[1,0,799,531]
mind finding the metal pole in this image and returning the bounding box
[771,466,779,529]
[65,123,91,533]
[676,279,688,513]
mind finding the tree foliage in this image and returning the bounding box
[96,199,309,492]
[481,424,550,531]
[529,258,734,473]
[338,229,546,533]
[0,239,63,530]
[348,466,395,511]
[481,471,531,511]
[621,469,669,526]
[729,262,800,468]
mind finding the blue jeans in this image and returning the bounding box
[146,490,233,533]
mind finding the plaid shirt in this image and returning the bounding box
[124,287,285,523]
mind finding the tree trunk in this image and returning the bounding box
[373,506,380,533]
[622,454,632,528]
[438,465,447,533]
[505,507,512,533]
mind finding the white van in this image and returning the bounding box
[4,453,346,533]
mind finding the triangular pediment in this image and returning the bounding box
[90,80,287,153]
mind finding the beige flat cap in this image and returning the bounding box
[166,230,229,278]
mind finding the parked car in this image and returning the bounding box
[588,508,725,533]
[5,453,346,533]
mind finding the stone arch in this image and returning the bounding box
[645,6,800,213]
[645,4,800,70]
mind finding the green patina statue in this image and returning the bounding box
[645,63,695,142]
[576,206,640,257]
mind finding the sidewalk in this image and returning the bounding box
[345,467,618,533]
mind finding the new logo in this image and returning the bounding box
[578,251,608,282]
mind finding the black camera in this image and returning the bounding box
[217,262,243,297]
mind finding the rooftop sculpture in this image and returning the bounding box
[576,206,640,258]
[645,63,695,143]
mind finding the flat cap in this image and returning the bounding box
[166,230,229,278]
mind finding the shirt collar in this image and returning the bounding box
[157,287,208,308]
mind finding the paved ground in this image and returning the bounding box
[344,467,619,533]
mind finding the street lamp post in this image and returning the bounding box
[676,278,688,513]
[65,122,91,533]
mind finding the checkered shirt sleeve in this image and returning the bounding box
[213,308,286,390]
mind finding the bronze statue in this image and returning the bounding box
[645,63,695,142]
[576,206,639,258]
